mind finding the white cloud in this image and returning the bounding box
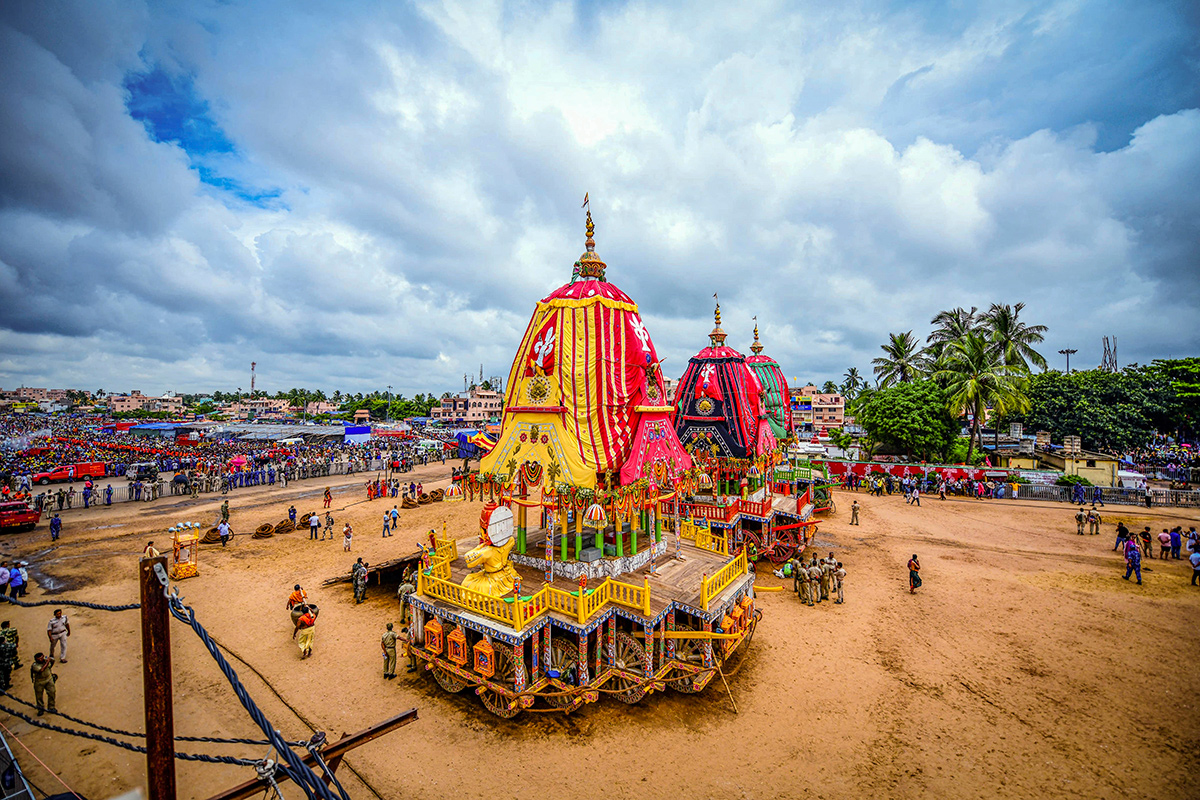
[0,0,1196,396]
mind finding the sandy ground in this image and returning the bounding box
[1,472,1197,800]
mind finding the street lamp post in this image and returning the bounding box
[386,385,392,423]
[1058,348,1077,373]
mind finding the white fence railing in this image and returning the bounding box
[1014,485,1200,508]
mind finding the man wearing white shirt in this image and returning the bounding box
[0,562,10,596]
[47,610,70,663]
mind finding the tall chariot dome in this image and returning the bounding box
[745,321,794,440]
[480,209,692,491]
[673,299,777,460]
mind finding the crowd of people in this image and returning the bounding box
[0,413,469,523]
[775,551,847,606]
[846,472,1017,501]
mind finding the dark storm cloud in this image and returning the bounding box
[0,0,1197,397]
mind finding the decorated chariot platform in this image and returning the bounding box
[406,209,762,718]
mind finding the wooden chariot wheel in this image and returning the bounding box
[432,662,468,693]
[545,637,580,708]
[478,646,528,719]
[607,632,648,704]
[666,624,706,694]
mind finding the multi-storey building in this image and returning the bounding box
[790,385,846,431]
[110,391,185,414]
[431,387,503,423]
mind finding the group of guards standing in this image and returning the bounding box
[786,552,846,606]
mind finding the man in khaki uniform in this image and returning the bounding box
[820,557,834,602]
[850,499,860,526]
[1075,508,1085,535]
[1088,507,1102,535]
[834,562,847,604]
[807,561,822,605]
[798,561,814,606]
[381,622,398,679]
[30,653,56,715]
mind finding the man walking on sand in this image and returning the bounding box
[1075,507,1085,535]
[46,610,69,663]
[908,554,922,594]
[286,584,307,611]
[1123,536,1142,585]
[309,513,320,540]
[293,604,317,659]
[850,499,860,526]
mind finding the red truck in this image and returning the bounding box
[32,462,107,485]
[0,501,39,533]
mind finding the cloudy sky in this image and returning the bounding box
[1,0,1197,397]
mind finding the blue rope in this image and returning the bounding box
[165,590,340,800]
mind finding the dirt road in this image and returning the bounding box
[1,478,1196,800]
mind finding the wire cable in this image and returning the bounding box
[0,718,84,800]
[0,692,306,746]
[163,588,340,800]
[0,703,257,765]
[0,596,140,611]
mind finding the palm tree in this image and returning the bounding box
[927,307,979,345]
[822,380,838,394]
[872,331,928,387]
[840,367,865,399]
[925,306,979,366]
[934,332,1026,465]
[983,302,1048,371]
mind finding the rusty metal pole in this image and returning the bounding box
[141,555,177,800]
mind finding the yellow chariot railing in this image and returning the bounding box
[680,519,729,556]
[418,568,651,630]
[700,549,748,610]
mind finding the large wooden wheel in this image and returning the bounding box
[666,624,706,694]
[608,632,648,704]
[479,646,527,719]
[545,637,580,708]
[432,662,468,693]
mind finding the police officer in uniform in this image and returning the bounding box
[381,623,398,679]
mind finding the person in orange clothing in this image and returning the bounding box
[323,487,332,508]
[286,584,308,611]
[293,604,317,659]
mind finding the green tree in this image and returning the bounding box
[872,331,928,387]
[822,380,838,394]
[934,332,1026,465]
[997,366,1180,453]
[1148,357,1200,438]
[840,367,865,400]
[853,381,958,461]
[982,302,1048,371]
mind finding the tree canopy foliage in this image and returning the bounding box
[853,381,959,462]
[995,362,1191,453]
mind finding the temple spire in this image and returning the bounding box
[574,196,607,281]
[709,293,727,347]
[750,316,763,355]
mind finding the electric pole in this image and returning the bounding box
[1057,348,1077,373]
[140,555,176,800]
